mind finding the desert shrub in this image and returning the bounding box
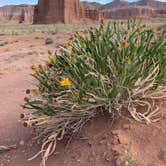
[34,36,40,39]
[158,24,166,31]
[45,37,54,45]
[22,19,166,165]
[0,41,8,46]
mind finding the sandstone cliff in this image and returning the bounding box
[101,0,166,19]
[0,4,34,24]
[34,0,102,24]
[0,0,165,24]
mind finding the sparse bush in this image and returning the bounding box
[34,36,40,39]
[22,19,166,165]
[124,151,138,166]
[50,29,58,35]
[158,24,166,32]
[0,41,8,46]
[45,37,54,45]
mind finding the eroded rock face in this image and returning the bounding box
[33,0,102,24]
[80,2,102,21]
[34,0,80,24]
[0,0,165,24]
[0,5,34,24]
[104,7,156,19]
[101,0,166,20]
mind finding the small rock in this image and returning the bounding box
[77,159,81,163]
[19,140,25,146]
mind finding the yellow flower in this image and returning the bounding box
[31,89,39,96]
[38,64,43,70]
[20,113,25,119]
[100,18,104,25]
[23,122,28,128]
[151,27,157,33]
[65,40,72,47]
[60,77,70,87]
[124,28,129,34]
[121,40,129,48]
[74,31,80,38]
[163,52,166,56]
[67,54,75,61]
[24,97,29,102]
[47,55,55,64]
[48,50,53,56]
[33,70,39,77]
[83,55,89,61]
[81,42,86,48]
[98,74,103,81]
[124,56,131,65]
[26,89,31,94]
[30,64,36,70]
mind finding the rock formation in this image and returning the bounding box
[33,0,103,24]
[0,0,165,24]
[80,2,103,21]
[0,5,34,24]
[104,7,156,19]
[101,0,166,20]
[33,0,80,24]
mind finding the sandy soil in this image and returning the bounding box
[0,30,166,166]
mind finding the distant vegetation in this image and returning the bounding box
[0,41,8,46]
[0,24,89,35]
[45,37,54,45]
[0,21,164,35]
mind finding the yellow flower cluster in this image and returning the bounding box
[65,40,72,47]
[121,40,129,48]
[124,56,131,65]
[124,28,129,34]
[30,64,36,70]
[74,31,80,38]
[48,55,55,63]
[98,74,103,81]
[38,64,43,70]
[81,42,86,48]
[60,78,70,87]
[151,27,157,33]
[100,18,104,25]
[31,89,39,96]
[30,64,40,76]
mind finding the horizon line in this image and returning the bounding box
[0,0,165,7]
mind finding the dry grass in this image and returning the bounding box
[0,24,89,35]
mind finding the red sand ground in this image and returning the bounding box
[0,31,166,166]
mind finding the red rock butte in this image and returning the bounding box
[33,0,103,24]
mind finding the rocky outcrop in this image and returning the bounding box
[34,0,80,24]
[101,0,166,20]
[80,2,103,21]
[34,0,102,24]
[81,1,102,10]
[0,0,165,24]
[104,7,155,19]
[100,0,129,11]
[0,5,34,24]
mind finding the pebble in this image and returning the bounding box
[19,140,25,146]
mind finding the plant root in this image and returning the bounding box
[128,88,166,124]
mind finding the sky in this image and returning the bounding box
[0,0,165,6]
